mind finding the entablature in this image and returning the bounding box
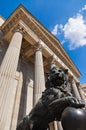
[0,5,81,80]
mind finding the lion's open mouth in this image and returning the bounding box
[50,73,65,86]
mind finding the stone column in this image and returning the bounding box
[69,76,81,99]
[34,41,45,104]
[49,122,55,130]
[54,121,58,130]
[10,72,23,130]
[79,88,86,100]
[77,83,86,105]
[57,122,63,130]
[0,28,23,130]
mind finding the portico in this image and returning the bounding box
[0,5,83,130]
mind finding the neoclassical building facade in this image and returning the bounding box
[0,5,85,130]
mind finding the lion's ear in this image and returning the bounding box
[64,69,68,74]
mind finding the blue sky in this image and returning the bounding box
[0,0,86,84]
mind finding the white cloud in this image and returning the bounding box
[51,24,63,35]
[51,4,86,50]
[82,5,86,11]
[63,14,86,50]
[51,24,58,35]
[59,24,63,30]
[79,4,86,12]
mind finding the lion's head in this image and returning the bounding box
[46,64,68,88]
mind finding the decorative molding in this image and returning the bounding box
[1,5,81,78]
[1,9,24,34]
[11,24,26,36]
[33,40,43,52]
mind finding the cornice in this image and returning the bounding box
[1,9,24,34]
[1,4,81,78]
[0,15,5,21]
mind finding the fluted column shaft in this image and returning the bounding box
[70,77,81,99]
[34,42,45,104]
[57,122,63,130]
[77,83,86,106]
[72,82,81,99]
[79,87,85,100]
[0,30,23,130]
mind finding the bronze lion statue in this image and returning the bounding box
[16,64,84,130]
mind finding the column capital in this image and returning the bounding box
[16,25,25,34]
[12,25,25,35]
[34,40,43,52]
